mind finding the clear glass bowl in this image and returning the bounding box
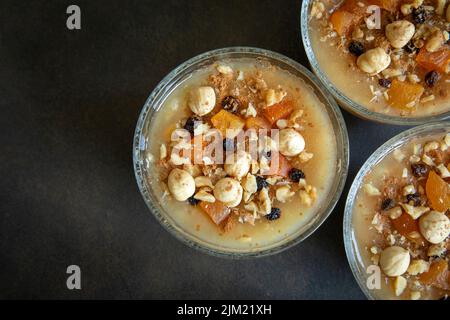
[343,121,450,299]
[133,47,349,258]
[300,0,450,126]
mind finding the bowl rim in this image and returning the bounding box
[343,121,450,300]
[133,46,350,258]
[300,0,450,126]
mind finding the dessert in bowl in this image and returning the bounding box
[344,122,450,299]
[133,47,348,257]
[302,0,450,124]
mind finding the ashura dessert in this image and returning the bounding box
[309,0,449,117]
[352,131,450,299]
[143,59,338,251]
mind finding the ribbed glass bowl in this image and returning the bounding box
[300,0,450,125]
[133,47,349,258]
[343,121,450,299]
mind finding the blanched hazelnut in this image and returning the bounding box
[357,47,391,74]
[167,168,196,201]
[224,151,251,179]
[379,246,410,277]
[419,211,450,244]
[385,20,415,49]
[213,177,243,207]
[278,128,305,157]
[188,86,216,116]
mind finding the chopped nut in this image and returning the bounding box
[265,88,286,107]
[427,242,446,257]
[388,206,403,220]
[258,188,272,215]
[276,119,288,129]
[310,1,325,19]
[364,183,381,196]
[194,176,214,188]
[422,154,435,166]
[410,291,421,300]
[402,184,416,196]
[216,64,233,75]
[437,164,450,178]
[160,143,167,160]
[183,164,202,178]
[352,27,364,39]
[400,203,430,220]
[407,259,430,275]
[420,94,435,103]
[425,30,444,52]
[423,141,439,153]
[276,186,295,203]
[394,276,407,296]
[193,189,215,203]
[298,151,314,163]
[242,173,258,194]
[385,20,415,49]
[244,201,258,214]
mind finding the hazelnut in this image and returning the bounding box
[419,211,450,244]
[188,86,216,116]
[379,246,410,277]
[425,30,444,53]
[385,20,415,49]
[357,47,391,74]
[167,168,196,201]
[224,151,252,179]
[213,177,243,207]
[278,128,305,157]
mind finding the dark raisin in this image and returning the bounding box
[260,150,271,160]
[184,116,201,135]
[221,96,241,113]
[412,6,429,24]
[406,193,421,206]
[256,176,269,191]
[223,138,235,152]
[288,168,306,182]
[188,196,200,206]
[381,198,395,211]
[348,41,365,57]
[424,70,440,87]
[266,207,281,221]
[378,78,392,88]
[411,163,428,177]
[404,41,418,54]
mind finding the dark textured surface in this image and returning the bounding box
[0,0,407,299]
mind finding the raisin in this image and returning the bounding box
[424,71,440,87]
[221,96,241,113]
[406,193,421,206]
[184,116,201,135]
[261,150,271,160]
[256,176,269,191]
[188,196,200,206]
[378,78,392,88]
[266,207,281,221]
[411,163,428,177]
[412,6,429,24]
[381,198,395,211]
[223,138,235,152]
[404,41,418,54]
[288,168,305,182]
[348,41,365,57]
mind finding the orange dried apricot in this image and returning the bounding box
[199,201,231,225]
[330,0,367,36]
[391,212,425,244]
[367,0,401,12]
[416,47,450,73]
[211,110,245,137]
[387,79,424,109]
[263,100,294,125]
[245,116,272,131]
[426,170,450,212]
[419,260,450,290]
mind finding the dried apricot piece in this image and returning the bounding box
[262,152,292,177]
[419,260,450,290]
[263,100,294,125]
[391,212,425,244]
[211,110,245,137]
[387,79,424,109]
[367,0,401,12]
[426,170,450,212]
[330,11,359,36]
[416,47,450,73]
[245,116,272,131]
[199,201,231,225]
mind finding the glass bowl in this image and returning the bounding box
[300,0,450,126]
[133,47,349,258]
[343,121,450,299]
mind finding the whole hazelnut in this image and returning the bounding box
[278,128,305,157]
[419,211,450,244]
[213,177,243,207]
[357,47,391,74]
[188,86,216,116]
[379,246,410,277]
[167,168,196,201]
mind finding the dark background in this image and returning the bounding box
[0,0,407,299]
